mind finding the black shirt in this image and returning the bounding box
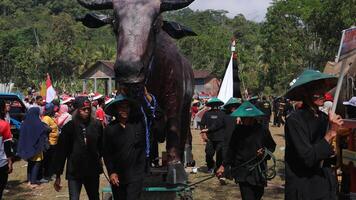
[103,119,146,184]
[285,108,336,200]
[52,117,103,180]
[223,123,276,186]
[200,109,226,141]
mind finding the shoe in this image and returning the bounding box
[38,178,49,183]
[219,177,227,185]
[207,168,214,174]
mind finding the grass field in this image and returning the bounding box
[3,125,286,200]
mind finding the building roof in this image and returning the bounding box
[193,70,213,79]
[80,60,115,79]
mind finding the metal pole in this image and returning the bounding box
[331,61,350,114]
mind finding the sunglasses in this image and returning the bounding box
[312,94,325,100]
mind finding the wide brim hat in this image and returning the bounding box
[206,97,224,107]
[223,97,242,108]
[285,69,337,101]
[343,97,356,107]
[104,94,134,116]
[230,101,265,117]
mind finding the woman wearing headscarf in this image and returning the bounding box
[41,103,59,181]
[284,70,343,200]
[55,104,72,129]
[18,107,50,188]
[52,96,103,200]
[217,101,276,200]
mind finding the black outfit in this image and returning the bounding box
[52,117,103,200]
[103,118,146,200]
[200,109,226,170]
[0,165,8,199]
[285,108,336,200]
[257,100,272,129]
[223,123,276,200]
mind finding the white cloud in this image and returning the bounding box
[189,0,273,22]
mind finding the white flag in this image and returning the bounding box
[218,53,234,103]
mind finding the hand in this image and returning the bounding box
[110,173,120,187]
[236,117,242,125]
[328,111,343,131]
[54,176,62,192]
[216,166,224,178]
[201,128,208,133]
[7,158,13,174]
[257,148,265,157]
[200,132,208,142]
[144,87,152,103]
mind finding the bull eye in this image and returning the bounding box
[112,19,119,34]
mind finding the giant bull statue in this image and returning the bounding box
[77,0,196,168]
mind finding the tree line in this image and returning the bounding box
[0,0,354,95]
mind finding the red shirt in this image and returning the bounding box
[0,120,12,167]
[96,107,106,122]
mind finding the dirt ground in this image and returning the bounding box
[3,124,286,200]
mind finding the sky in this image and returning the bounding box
[189,0,273,22]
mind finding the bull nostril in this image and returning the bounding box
[114,60,146,83]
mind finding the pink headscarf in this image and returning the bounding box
[56,105,71,128]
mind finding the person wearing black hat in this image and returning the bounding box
[217,101,276,200]
[256,96,272,129]
[284,70,343,200]
[200,97,226,174]
[52,96,103,200]
[102,94,148,200]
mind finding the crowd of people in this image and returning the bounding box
[0,69,352,200]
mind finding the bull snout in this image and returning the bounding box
[114,60,146,84]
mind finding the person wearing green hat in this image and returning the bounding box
[216,101,276,200]
[200,97,226,174]
[102,94,150,200]
[284,69,343,200]
[221,97,242,182]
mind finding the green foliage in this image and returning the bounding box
[0,1,354,96]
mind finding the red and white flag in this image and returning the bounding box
[46,73,56,103]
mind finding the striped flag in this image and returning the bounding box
[46,73,56,103]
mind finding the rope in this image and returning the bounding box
[140,94,157,158]
[238,147,276,180]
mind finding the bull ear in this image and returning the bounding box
[76,13,112,28]
[77,0,113,10]
[160,0,195,12]
[162,21,197,39]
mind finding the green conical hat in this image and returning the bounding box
[285,69,337,101]
[230,101,265,117]
[206,97,224,107]
[105,94,133,116]
[223,97,242,108]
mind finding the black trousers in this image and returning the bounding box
[238,182,264,200]
[205,140,224,170]
[111,180,143,200]
[42,145,56,179]
[27,161,41,184]
[0,165,9,200]
[68,176,100,200]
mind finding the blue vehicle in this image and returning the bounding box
[0,93,27,159]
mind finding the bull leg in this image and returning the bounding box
[166,117,181,162]
[165,117,188,184]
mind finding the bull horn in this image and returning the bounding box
[77,0,113,10]
[160,0,195,12]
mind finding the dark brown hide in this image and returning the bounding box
[147,31,194,159]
